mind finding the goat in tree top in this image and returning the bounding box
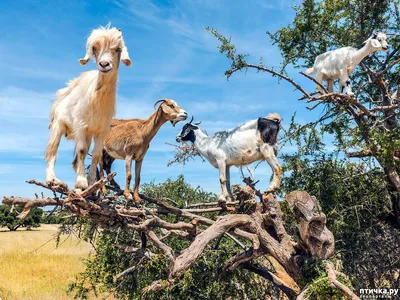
[306,32,388,96]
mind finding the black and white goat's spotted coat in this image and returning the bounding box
[176,113,282,202]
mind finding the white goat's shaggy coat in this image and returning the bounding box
[176,113,282,202]
[306,32,388,95]
[45,25,131,190]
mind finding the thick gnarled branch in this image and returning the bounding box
[2,174,341,298]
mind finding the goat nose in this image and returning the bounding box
[99,61,110,68]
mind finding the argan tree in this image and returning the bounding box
[268,0,400,224]
[3,0,400,299]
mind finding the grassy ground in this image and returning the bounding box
[0,224,93,300]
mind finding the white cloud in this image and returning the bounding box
[0,86,53,119]
[5,65,73,81]
[120,74,218,85]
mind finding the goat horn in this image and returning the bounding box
[154,99,167,110]
[194,121,202,126]
[189,116,194,124]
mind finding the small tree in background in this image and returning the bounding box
[0,205,42,231]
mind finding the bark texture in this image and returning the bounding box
[1,173,351,298]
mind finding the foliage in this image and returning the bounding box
[280,131,400,290]
[267,0,400,163]
[205,27,249,79]
[0,204,42,231]
[41,210,67,224]
[267,0,396,70]
[205,0,400,294]
[207,0,400,214]
[68,176,273,299]
[298,259,354,299]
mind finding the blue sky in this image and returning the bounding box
[0,0,325,199]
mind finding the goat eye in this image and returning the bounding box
[169,104,175,108]
[116,48,122,52]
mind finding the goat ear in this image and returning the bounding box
[79,56,91,65]
[121,46,132,67]
[371,39,381,48]
[79,47,93,65]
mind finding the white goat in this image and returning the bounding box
[45,25,131,190]
[176,114,282,202]
[306,32,388,95]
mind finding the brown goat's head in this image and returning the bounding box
[79,25,132,73]
[154,99,187,126]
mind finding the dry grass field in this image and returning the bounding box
[0,224,94,300]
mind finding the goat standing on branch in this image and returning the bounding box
[101,99,188,203]
[45,25,131,190]
[176,113,282,203]
[306,32,389,95]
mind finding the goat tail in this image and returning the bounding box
[305,67,315,74]
[266,113,282,124]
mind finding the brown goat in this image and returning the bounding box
[100,99,187,202]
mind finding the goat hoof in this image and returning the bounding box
[265,187,276,194]
[102,186,108,195]
[218,196,227,203]
[134,194,142,204]
[46,177,62,185]
[74,188,83,194]
[124,192,133,201]
[75,177,88,190]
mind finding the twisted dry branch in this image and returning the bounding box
[1,172,341,299]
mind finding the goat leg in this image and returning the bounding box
[133,160,143,204]
[102,151,120,192]
[88,134,104,186]
[98,155,108,195]
[261,145,282,193]
[74,132,89,190]
[217,161,230,207]
[123,156,133,201]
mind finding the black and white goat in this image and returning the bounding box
[176,113,282,202]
